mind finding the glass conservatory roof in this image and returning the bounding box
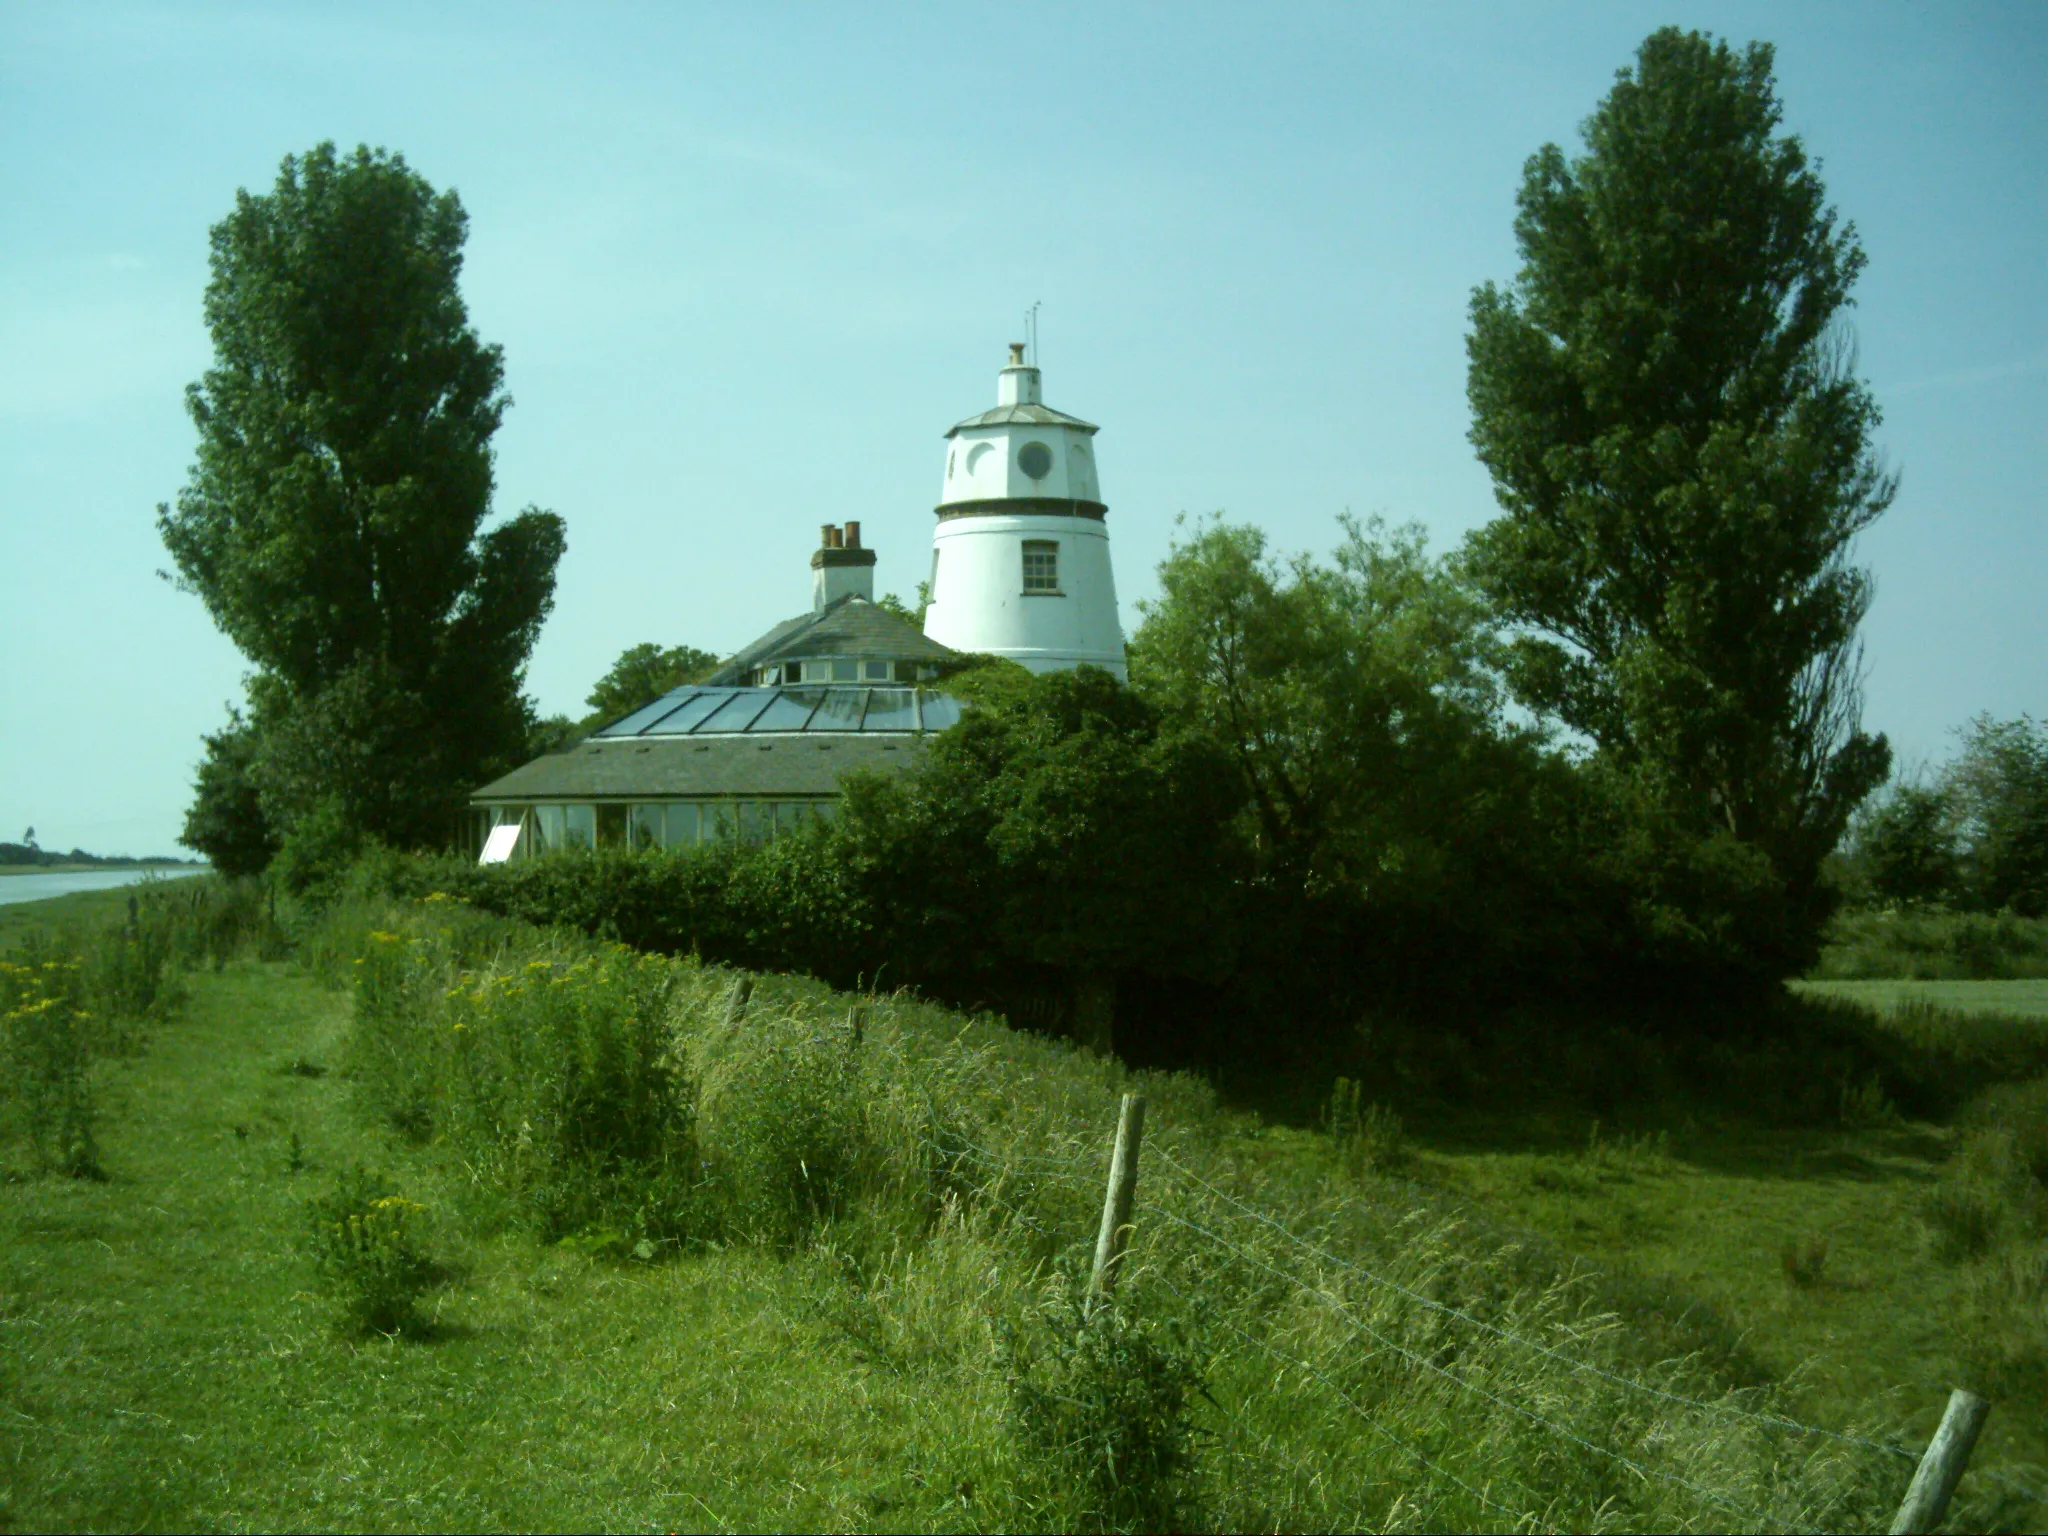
[591,686,965,739]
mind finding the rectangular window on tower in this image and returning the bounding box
[1022,540,1060,594]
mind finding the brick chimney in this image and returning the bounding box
[810,522,876,610]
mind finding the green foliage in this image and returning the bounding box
[158,141,566,854]
[698,1009,867,1250]
[1133,513,1509,886]
[0,957,102,1178]
[1464,27,1892,951]
[839,664,1248,1007]
[1815,906,2048,980]
[1950,714,2048,917]
[343,906,705,1242]
[1845,781,1960,908]
[1324,1076,1406,1175]
[1004,1275,1208,1533]
[581,642,719,727]
[179,713,279,876]
[305,1166,437,1334]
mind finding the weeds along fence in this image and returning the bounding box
[1007,1097,2046,1535]
[297,891,2048,1534]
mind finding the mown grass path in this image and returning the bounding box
[0,962,989,1533]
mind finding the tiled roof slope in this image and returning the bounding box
[470,734,926,802]
[704,595,958,686]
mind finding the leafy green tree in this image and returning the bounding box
[1847,780,1959,908]
[180,713,280,878]
[159,142,565,852]
[1949,715,2048,916]
[1132,514,1512,888]
[582,643,719,726]
[837,667,1244,1049]
[1463,28,1893,936]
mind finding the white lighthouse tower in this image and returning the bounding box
[921,345,1127,680]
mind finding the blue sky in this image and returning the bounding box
[2,1,2042,855]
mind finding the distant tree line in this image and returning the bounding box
[1841,716,2048,917]
[0,840,197,869]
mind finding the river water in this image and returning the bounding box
[0,868,210,907]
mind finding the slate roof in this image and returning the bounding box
[946,402,1099,437]
[703,595,958,686]
[470,733,927,803]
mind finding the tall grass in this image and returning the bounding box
[296,886,1953,1532]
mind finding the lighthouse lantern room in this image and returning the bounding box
[921,345,1128,680]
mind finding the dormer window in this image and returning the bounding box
[1022,540,1060,594]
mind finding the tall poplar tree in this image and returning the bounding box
[1464,28,1893,930]
[161,143,565,862]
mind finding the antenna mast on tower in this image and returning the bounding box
[1025,300,1041,367]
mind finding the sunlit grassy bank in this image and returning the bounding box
[3,880,2044,1531]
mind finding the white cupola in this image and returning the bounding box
[921,345,1127,680]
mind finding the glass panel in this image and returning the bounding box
[749,688,824,731]
[861,688,919,731]
[596,804,627,848]
[738,802,772,844]
[775,802,819,834]
[805,689,868,731]
[532,804,566,854]
[812,800,839,822]
[563,804,596,849]
[862,660,891,681]
[779,662,805,685]
[699,692,776,733]
[918,693,965,732]
[636,689,742,736]
[666,803,699,847]
[703,803,737,841]
[600,690,700,737]
[630,804,665,850]
[830,659,858,682]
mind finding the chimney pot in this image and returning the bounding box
[1008,342,1026,366]
[845,521,861,549]
[819,523,834,549]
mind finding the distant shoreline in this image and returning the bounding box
[0,860,206,877]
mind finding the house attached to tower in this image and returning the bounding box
[468,347,1127,859]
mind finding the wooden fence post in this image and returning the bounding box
[1890,1388,1990,1534]
[1089,1093,1146,1300]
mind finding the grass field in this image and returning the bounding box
[1794,978,2048,1017]
[0,959,1011,1530]
[3,886,2042,1531]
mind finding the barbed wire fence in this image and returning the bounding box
[910,1092,2046,1534]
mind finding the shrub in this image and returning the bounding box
[1324,1076,1406,1175]
[1003,1272,1207,1533]
[305,1166,436,1334]
[0,958,102,1179]
[441,945,703,1243]
[697,1006,870,1250]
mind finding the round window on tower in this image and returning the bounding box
[1017,440,1053,481]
